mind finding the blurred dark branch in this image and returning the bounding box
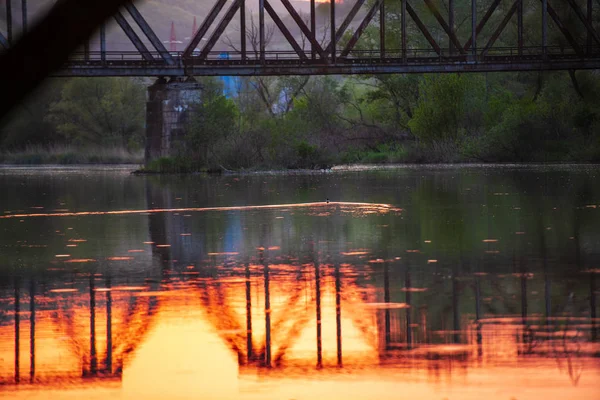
[0,0,129,123]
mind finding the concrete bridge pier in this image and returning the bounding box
[145,77,202,165]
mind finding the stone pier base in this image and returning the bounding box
[145,78,203,164]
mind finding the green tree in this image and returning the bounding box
[47,77,146,149]
[409,74,486,143]
[0,80,65,149]
[187,78,239,168]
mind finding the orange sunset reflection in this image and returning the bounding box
[0,261,599,400]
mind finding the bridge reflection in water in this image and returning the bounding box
[0,251,598,390]
[0,194,599,398]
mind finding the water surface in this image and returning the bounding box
[0,165,599,399]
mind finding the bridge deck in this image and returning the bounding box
[53,47,600,77]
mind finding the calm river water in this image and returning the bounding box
[0,164,599,399]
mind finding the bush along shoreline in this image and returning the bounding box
[0,145,144,165]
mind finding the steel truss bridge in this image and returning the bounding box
[1,0,600,77]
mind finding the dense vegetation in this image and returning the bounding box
[2,0,600,168]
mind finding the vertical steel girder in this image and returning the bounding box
[380,0,385,58]
[331,0,336,61]
[113,11,153,61]
[449,0,454,54]
[124,1,174,64]
[518,0,523,55]
[264,0,308,60]
[21,0,27,34]
[471,0,476,56]
[240,0,246,60]
[184,0,228,57]
[311,0,316,59]
[542,0,548,56]
[401,0,407,61]
[259,0,265,63]
[588,0,593,54]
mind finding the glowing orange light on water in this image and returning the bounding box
[107,256,134,261]
[49,288,78,293]
[64,258,96,263]
[0,202,394,220]
[341,251,369,256]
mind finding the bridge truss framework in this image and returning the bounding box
[1,0,600,76]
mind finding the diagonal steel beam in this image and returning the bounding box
[543,0,583,56]
[406,2,441,55]
[184,0,228,57]
[340,0,383,57]
[463,0,502,51]
[279,0,327,59]
[198,0,242,59]
[124,1,174,64]
[0,0,131,122]
[113,11,154,61]
[482,1,518,56]
[0,31,8,50]
[265,0,308,60]
[423,0,466,54]
[565,0,600,46]
[325,0,367,54]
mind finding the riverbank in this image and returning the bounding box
[2,139,599,173]
[0,145,144,165]
[134,137,600,173]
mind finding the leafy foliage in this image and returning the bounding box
[47,78,146,149]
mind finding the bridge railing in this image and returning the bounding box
[63,45,600,68]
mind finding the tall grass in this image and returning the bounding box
[0,145,144,165]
